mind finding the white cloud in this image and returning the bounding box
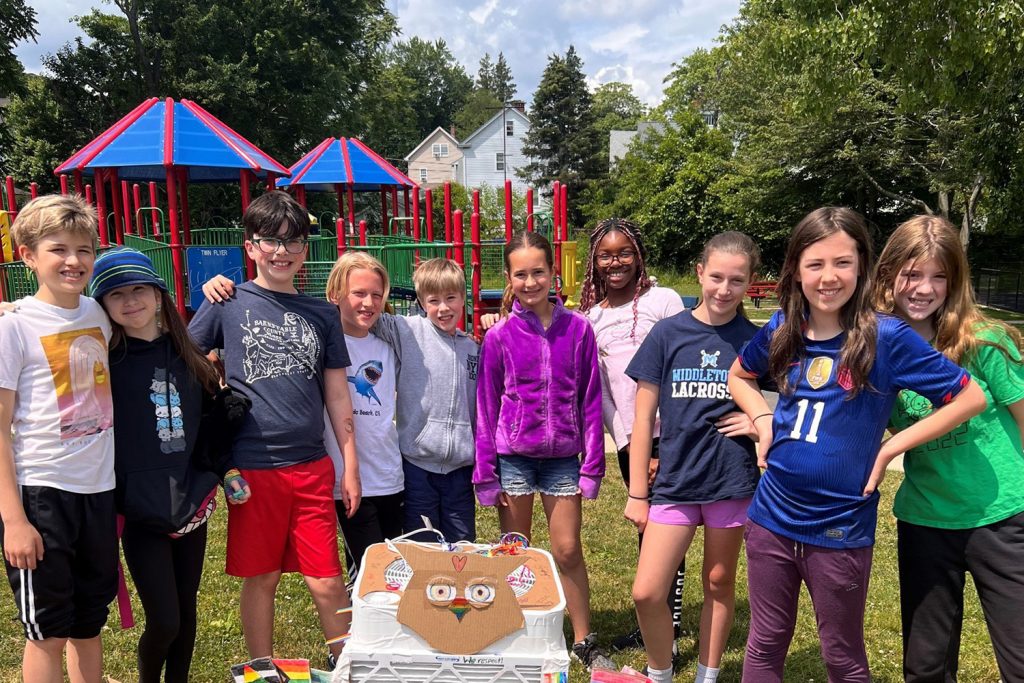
[469,0,500,25]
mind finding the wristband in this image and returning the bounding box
[753,413,773,424]
[627,493,648,501]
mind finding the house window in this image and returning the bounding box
[432,143,449,157]
[701,110,719,128]
[505,120,514,136]
[495,153,505,171]
[419,168,428,182]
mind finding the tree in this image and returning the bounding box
[591,82,646,171]
[519,46,602,228]
[477,51,516,103]
[0,0,36,97]
[453,88,503,138]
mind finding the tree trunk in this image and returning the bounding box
[114,0,156,94]
[960,173,984,249]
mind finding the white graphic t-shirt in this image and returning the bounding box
[0,295,114,493]
[325,332,402,498]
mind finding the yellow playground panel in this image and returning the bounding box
[1,211,12,262]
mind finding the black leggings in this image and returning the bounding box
[121,521,208,683]
[337,492,405,586]
[618,445,686,629]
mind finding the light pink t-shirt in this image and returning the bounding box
[586,286,684,450]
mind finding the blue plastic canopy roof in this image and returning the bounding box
[55,97,290,183]
[277,137,416,192]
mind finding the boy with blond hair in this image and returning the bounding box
[0,195,116,683]
[374,258,479,541]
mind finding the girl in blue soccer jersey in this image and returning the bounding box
[873,216,1024,683]
[623,231,762,683]
[727,207,987,682]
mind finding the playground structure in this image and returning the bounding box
[0,99,582,337]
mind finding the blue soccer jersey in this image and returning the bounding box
[739,312,970,548]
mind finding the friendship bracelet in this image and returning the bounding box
[627,493,649,501]
[752,413,773,423]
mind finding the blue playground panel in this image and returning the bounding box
[186,246,244,310]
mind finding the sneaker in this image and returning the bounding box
[327,652,338,670]
[610,626,680,654]
[571,633,616,671]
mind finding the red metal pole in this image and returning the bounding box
[346,185,355,230]
[334,184,344,226]
[390,187,399,221]
[60,175,69,195]
[472,189,480,216]
[4,177,17,213]
[560,184,569,239]
[73,171,84,196]
[148,181,159,236]
[412,186,421,242]
[380,189,388,234]
[164,167,187,316]
[552,181,560,240]
[425,189,435,241]
[121,180,132,236]
[110,170,124,245]
[470,211,481,337]
[132,184,142,235]
[359,220,367,246]
[443,182,452,246]
[95,170,109,247]
[504,179,513,241]
[240,170,254,279]
[296,185,307,209]
[526,188,534,231]
[85,184,93,206]
[403,189,411,225]
[265,172,276,193]
[336,218,345,254]
[453,210,465,331]
[177,168,191,246]
[29,183,38,200]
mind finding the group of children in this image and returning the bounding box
[0,189,1021,683]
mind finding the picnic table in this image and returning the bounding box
[746,280,778,308]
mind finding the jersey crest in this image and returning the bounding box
[805,356,833,390]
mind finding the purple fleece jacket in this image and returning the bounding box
[473,298,605,506]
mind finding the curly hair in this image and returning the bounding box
[577,218,653,340]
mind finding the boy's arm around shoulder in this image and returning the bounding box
[577,320,605,499]
[0,388,44,570]
[325,368,361,517]
[371,311,404,359]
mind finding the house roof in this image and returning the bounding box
[459,107,531,148]
[403,127,460,162]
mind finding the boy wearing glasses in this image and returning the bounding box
[188,191,359,668]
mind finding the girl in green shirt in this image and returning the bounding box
[873,215,1024,683]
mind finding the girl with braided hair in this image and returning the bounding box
[577,218,686,652]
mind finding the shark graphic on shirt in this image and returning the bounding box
[349,360,383,406]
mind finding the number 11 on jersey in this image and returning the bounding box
[790,399,824,443]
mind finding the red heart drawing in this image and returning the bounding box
[451,555,467,573]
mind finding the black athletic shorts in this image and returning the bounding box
[0,486,117,640]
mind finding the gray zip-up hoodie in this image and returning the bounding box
[373,313,479,473]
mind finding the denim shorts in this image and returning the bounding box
[498,455,581,497]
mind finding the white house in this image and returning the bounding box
[403,127,462,189]
[454,104,533,192]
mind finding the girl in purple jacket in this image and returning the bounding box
[473,230,614,671]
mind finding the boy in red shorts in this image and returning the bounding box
[189,191,360,667]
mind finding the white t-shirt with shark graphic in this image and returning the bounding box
[324,332,402,498]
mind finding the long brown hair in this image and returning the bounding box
[873,214,1023,365]
[577,218,654,340]
[500,231,554,315]
[769,207,877,397]
[106,289,220,394]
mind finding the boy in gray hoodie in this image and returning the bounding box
[373,258,479,542]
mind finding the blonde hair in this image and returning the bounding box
[11,194,97,251]
[873,214,1023,365]
[413,258,466,300]
[326,251,391,304]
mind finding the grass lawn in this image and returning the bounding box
[0,471,1004,682]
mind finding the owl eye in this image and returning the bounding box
[426,581,456,605]
[465,582,496,607]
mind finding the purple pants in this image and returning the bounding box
[743,520,873,682]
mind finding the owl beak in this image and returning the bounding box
[449,597,470,621]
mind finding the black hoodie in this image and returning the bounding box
[109,334,247,534]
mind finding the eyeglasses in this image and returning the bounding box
[251,237,308,254]
[596,250,636,266]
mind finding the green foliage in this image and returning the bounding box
[520,46,602,229]
[0,0,36,97]
[590,82,646,173]
[453,88,503,139]
[476,51,517,103]
[427,182,527,241]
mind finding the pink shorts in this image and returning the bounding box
[226,456,342,578]
[648,497,752,528]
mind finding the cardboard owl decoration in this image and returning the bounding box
[396,545,527,654]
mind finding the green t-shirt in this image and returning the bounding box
[891,326,1024,529]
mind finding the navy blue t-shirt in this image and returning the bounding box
[739,311,970,548]
[188,281,350,469]
[626,310,760,504]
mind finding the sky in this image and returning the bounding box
[13,0,742,107]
